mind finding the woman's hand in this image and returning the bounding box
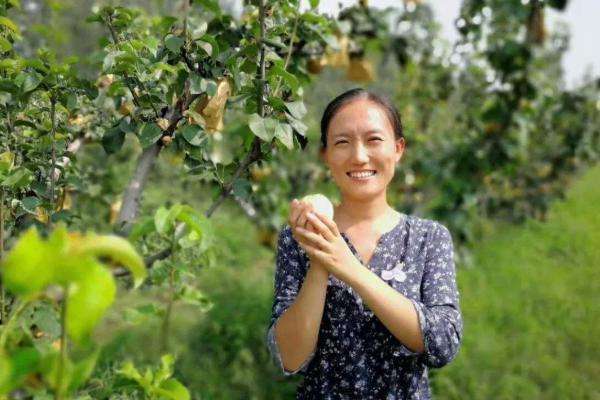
[288,198,317,234]
[293,210,363,283]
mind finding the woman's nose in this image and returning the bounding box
[351,143,370,163]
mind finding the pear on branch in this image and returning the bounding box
[250,164,272,182]
[97,74,115,89]
[110,198,122,225]
[119,100,135,116]
[325,34,350,69]
[194,77,231,134]
[307,57,328,74]
[346,56,375,82]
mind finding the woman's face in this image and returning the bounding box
[320,98,405,203]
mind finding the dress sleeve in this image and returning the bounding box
[266,225,316,376]
[396,222,464,368]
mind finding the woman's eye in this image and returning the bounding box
[370,138,383,142]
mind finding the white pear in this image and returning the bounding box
[301,193,334,221]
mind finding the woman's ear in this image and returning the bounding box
[395,138,405,163]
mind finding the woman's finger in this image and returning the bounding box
[296,226,329,250]
[293,201,307,228]
[289,199,302,228]
[296,201,312,229]
[313,210,340,236]
[306,212,335,241]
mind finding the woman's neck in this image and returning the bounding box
[334,197,399,232]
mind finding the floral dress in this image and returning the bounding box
[266,213,463,399]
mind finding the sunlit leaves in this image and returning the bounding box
[68,233,147,289]
[0,16,20,35]
[165,34,184,54]
[179,124,206,146]
[0,224,146,342]
[117,354,190,400]
[139,122,163,148]
[248,113,276,141]
[1,228,59,298]
[65,261,116,343]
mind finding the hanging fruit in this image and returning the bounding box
[157,118,170,131]
[56,188,73,211]
[307,57,328,74]
[97,74,115,89]
[250,164,273,182]
[194,77,231,134]
[527,0,546,45]
[325,34,350,69]
[346,56,375,82]
[161,135,173,146]
[118,100,135,116]
[109,198,122,225]
[34,206,49,224]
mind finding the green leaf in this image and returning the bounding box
[144,37,160,57]
[269,65,299,93]
[66,261,116,344]
[128,216,156,242]
[156,378,190,400]
[21,196,40,214]
[286,113,308,137]
[179,124,206,146]
[309,0,320,8]
[21,72,42,93]
[67,348,100,392]
[138,123,162,148]
[0,347,41,394]
[0,37,12,52]
[232,178,252,200]
[274,122,294,150]
[69,234,147,289]
[0,16,20,35]
[1,227,58,298]
[154,206,171,236]
[0,350,12,394]
[116,361,145,384]
[285,101,307,120]
[197,34,219,58]
[248,113,277,141]
[154,354,174,384]
[165,34,184,53]
[0,151,14,175]
[101,126,126,154]
[195,0,221,14]
[189,74,203,94]
[175,206,208,240]
[1,167,33,189]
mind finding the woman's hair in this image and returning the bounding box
[320,88,404,149]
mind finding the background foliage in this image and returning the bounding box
[0,0,598,398]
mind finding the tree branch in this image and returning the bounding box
[116,93,202,236]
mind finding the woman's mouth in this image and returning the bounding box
[346,170,377,181]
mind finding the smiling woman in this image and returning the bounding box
[266,88,463,399]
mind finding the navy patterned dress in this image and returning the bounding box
[266,213,463,399]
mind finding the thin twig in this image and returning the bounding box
[273,13,300,97]
[48,96,57,229]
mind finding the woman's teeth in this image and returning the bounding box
[347,171,376,179]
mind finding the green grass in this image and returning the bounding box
[94,164,600,399]
[432,164,600,399]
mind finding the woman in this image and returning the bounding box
[266,88,463,399]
